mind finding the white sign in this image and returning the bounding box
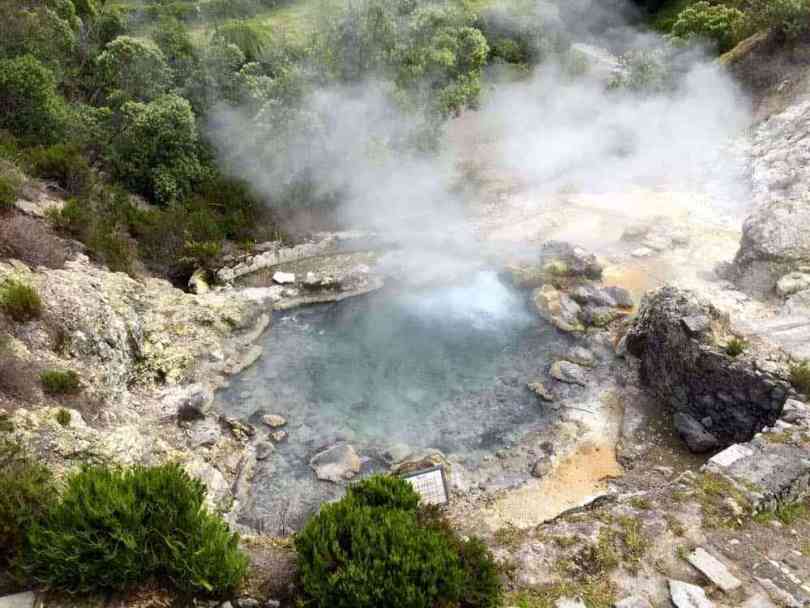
[401,466,449,506]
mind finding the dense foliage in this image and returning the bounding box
[0,440,54,584]
[0,0,496,283]
[671,1,747,52]
[24,463,248,595]
[295,475,502,608]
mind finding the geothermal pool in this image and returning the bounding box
[217,272,571,532]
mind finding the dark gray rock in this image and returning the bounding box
[674,413,721,452]
[625,287,789,451]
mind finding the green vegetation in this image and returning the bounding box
[55,408,72,426]
[295,474,502,608]
[24,463,248,595]
[790,360,810,396]
[693,472,752,529]
[0,440,54,582]
[660,0,810,52]
[725,337,749,357]
[753,499,809,525]
[40,369,81,395]
[0,280,43,322]
[0,175,18,209]
[671,1,747,52]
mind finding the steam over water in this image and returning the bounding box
[217,272,571,531]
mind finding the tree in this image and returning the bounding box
[0,0,79,73]
[671,2,747,53]
[0,55,66,144]
[95,36,172,103]
[108,94,202,204]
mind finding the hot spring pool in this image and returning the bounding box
[216,271,571,532]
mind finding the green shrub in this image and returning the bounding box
[0,175,17,210]
[27,144,93,196]
[0,440,54,575]
[725,337,748,357]
[671,1,748,53]
[40,369,81,395]
[55,409,71,426]
[296,499,464,608]
[296,475,502,608]
[24,463,248,595]
[108,94,202,204]
[0,280,43,322]
[748,0,810,39]
[0,55,66,145]
[790,360,810,396]
[346,474,421,511]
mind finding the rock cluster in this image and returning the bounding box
[625,286,789,451]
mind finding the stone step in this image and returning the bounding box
[687,547,743,593]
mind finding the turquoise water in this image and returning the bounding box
[217,271,570,532]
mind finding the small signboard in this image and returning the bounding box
[400,466,449,506]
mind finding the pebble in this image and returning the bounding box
[668,580,714,608]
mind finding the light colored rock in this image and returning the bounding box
[550,360,588,386]
[565,346,596,367]
[614,597,653,608]
[262,414,287,428]
[706,444,754,469]
[668,580,715,608]
[528,381,555,402]
[385,443,413,463]
[533,285,584,333]
[272,271,296,285]
[741,594,778,608]
[270,430,288,443]
[0,592,36,608]
[555,598,586,608]
[310,443,361,482]
[687,548,742,592]
[777,273,810,297]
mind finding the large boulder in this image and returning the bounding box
[732,100,810,296]
[625,287,789,452]
[309,443,361,483]
[733,198,810,296]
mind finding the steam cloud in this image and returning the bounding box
[208,0,752,246]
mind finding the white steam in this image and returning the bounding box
[207,0,752,245]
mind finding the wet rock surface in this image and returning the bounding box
[625,286,789,451]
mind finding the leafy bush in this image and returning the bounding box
[108,94,202,204]
[296,475,502,608]
[672,1,748,53]
[346,474,421,511]
[790,360,810,396]
[748,0,810,39]
[24,463,248,595]
[0,280,43,322]
[40,369,81,395]
[95,36,172,103]
[296,499,464,608]
[0,55,65,145]
[0,440,54,579]
[27,144,93,196]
